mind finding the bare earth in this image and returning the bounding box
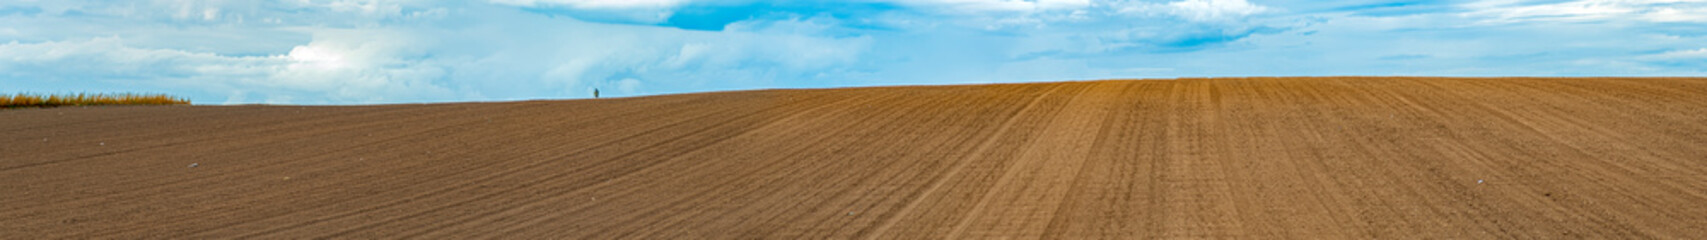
[4,77,1707,239]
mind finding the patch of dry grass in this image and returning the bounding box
[2,93,190,108]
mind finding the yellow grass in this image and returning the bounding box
[2,93,190,108]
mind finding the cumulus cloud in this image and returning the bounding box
[259,29,454,102]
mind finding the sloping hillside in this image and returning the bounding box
[4,77,1706,238]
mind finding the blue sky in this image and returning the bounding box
[2,0,1704,104]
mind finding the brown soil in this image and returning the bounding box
[5,77,1707,239]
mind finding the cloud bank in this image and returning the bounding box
[2,0,1703,104]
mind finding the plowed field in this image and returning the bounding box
[5,77,1707,238]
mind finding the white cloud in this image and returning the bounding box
[310,0,409,16]
[1646,48,1707,59]
[858,0,1105,30]
[1644,6,1707,22]
[1463,0,1707,23]
[0,34,455,104]
[0,37,278,78]
[1163,0,1267,22]
[487,0,686,9]
[1118,0,1269,22]
[484,0,679,24]
[887,0,1094,13]
[259,29,454,101]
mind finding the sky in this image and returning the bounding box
[1,0,1704,104]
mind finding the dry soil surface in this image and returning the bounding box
[5,77,1707,239]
